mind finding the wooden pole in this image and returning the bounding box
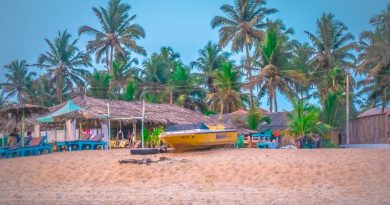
[107,102,111,150]
[141,99,145,148]
[346,71,350,145]
[21,110,25,147]
[1,129,4,147]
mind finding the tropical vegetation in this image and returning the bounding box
[1,0,389,139]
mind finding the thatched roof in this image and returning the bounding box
[47,96,219,126]
[258,112,289,132]
[0,104,48,132]
[217,109,289,132]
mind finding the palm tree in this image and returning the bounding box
[88,69,112,99]
[110,56,140,98]
[247,104,270,130]
[357,5,390,112]
[211,0,277,106]
[1,60,36,104]
[253,23,307,112]
[289,42,315,99]
[141,47,181,103]
[0,91,6,108]
[31,75,59,107]
[287,99,330,138]
[170,62,205,110]
[206,62,242,119]
[190,41,229,93]
[79,0,146,74]
[37,30,91,103]
[305,13,357,104]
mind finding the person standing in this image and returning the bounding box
[315,135,322,148]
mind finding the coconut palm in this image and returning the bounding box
[289,42,315,99]
[110,55,140,98]
[79,0,146,74]
[305,13,357,104]
[169,62,205,110]
[1,60,36,104]
[253,23,307,112]
[190,41,230,93]
[357,5,390,112]
[207,62,242,119]
[141,47,181,103]
[0,92,6,108]
[31,75,59,107]
[211,0,277,106]
[37,30,91,103]
[287,99,330,138]
[88,69,112,99]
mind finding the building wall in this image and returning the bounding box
[349,114,390,144]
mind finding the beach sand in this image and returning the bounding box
[0,148,389,205]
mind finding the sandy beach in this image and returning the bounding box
[0,148,389,205]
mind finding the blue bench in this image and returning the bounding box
[2,136,52,158]
[56,135,107,151]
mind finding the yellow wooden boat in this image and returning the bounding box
[160,123,238,149]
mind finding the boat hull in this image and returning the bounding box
[160,130,238,149]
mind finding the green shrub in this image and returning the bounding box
[322,138,337,148]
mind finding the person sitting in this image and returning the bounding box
[7,128,20,146]
[25,131,33,146]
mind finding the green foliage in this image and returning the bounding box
[204,110,217,116]
[305,13,357,104]
[150,126,165,147]
[322,138,337,148]
[207,62,242,117]
[143,128,150,144]
[1,60,36,104]
[357,5,390,111]
[190,41,229,93]
[79,0,146,74]
[253,22,307,112]
[31,75,59,107]
[122,81,136,101]
[246,105,271,130]
[211,0,278,105]
[287,99,331,138]
[37,30,91,103]
[144,126,165,148]
[88,70,111,99]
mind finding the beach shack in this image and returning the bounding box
[348,108,390,144]
[35,96,228,147]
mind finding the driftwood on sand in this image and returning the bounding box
[119,157,171,165]
[118,157,188,165]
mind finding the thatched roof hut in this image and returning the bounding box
[46,96,220,126]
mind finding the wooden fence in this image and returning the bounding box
[349,114,390,144]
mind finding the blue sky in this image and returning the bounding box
[0,0,388,110]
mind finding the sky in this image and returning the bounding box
[0,0,389,110]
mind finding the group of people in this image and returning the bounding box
[6,128,33,147]
[297,135,322,149]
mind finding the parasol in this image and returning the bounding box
[0,104,48,147]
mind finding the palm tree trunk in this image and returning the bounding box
[269,91,273,112]
[382,87,387,113]
[56,72,63,103]
[273,89,278,112]
[218,101,224,121]
[170,89,173,104]
[108,46,114,92]
[245,43,254,107]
